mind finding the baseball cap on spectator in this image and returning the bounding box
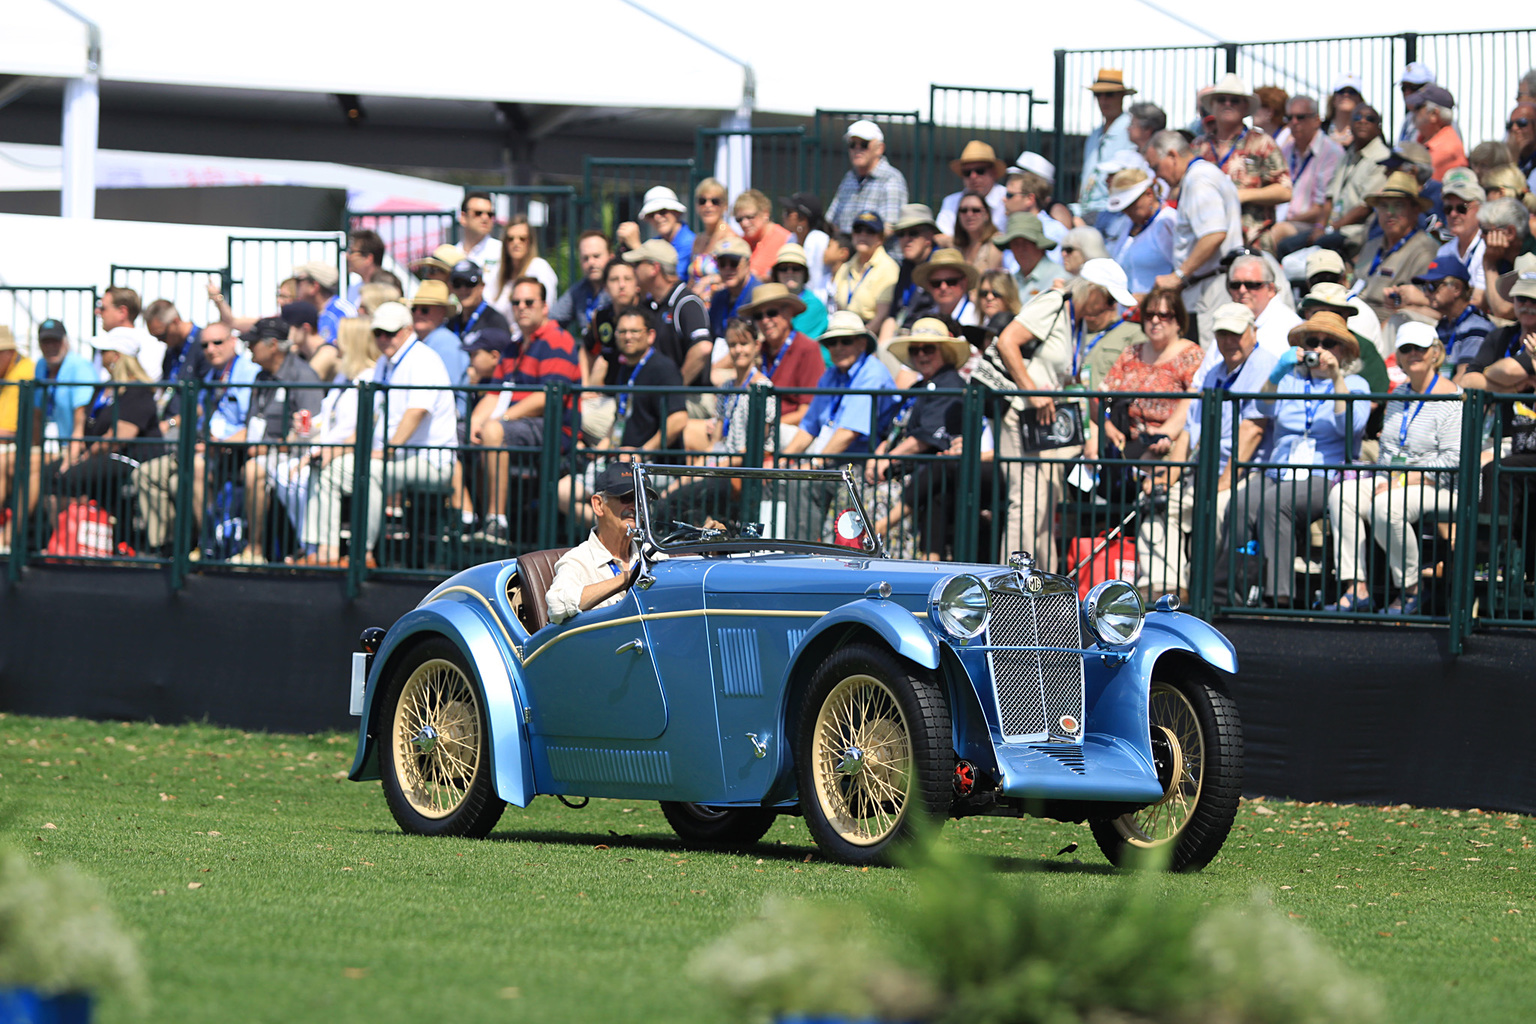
[893,204,939,232]
[622,238,679,271]
[1080,258,1136,307]
[292,260,339,290]
[818,310,877,355]
[1441,168,1486,203]
[1210,302,1256,335]
[280,300,319,328]
[249,317,290,343]
[462,325,511,355]
[371,301,412,334]
[449,260,483,287]
[778,192,824,223]
[1407,84,1455,110]
[992,211,1057,251]
[92,326,142,357]
[773,242,809,268]
[851,211,885,235]
[412,280,453,307]
[593,461,658,499]
[713,236,752,261]
[1414,256,1471,286]
[1305,249,1346,280]
[0,327,14,352]
[1399,62,1435,87]
[1331,73,1365,96]
[638,186,687,218]
[844,119,884,143]
[1009,152,1057,185]
[38,318,67,341]
[1395,320,1439,351]
[412,244,467,275]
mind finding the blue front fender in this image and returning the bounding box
[1138,612,1238,676]
[347,596,537,808]
[790,597,941,671]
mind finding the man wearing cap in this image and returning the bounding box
[731,190,792,282]
[618,187,696,273]
[458,192,502,287]
[446,260,511,351]
[1270,95,1345,254]
[142,300,209,386]
[1003,162,1069,256]
[826,120,909,236]
[626,238,713,389]
[783,312,899,462]
[769,243,828,341]
[300,302,456,567]
[549,230,613,340]
[1196,74,1293,246]
[1322,103,1391,252]
[546,462,661,624]
[1353,170,1439,324]
[292,261,355,344]
[831,212,900,323]
[1409,257,1492,376]
[936,141,1010,238]
[410,244,468,286]
[1397,63,1437,144]
[1148,131,1244,344]
[872,204,940,342]
[1078,70,1141,221]
[779,192,832,298]
[1408,84,1467,182]
[993,212,1065,309]
[708,236,762,342]
[31,320,94,445]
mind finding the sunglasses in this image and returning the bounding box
[1214,95,1245,106]
[372,328,395,339]
[511,298,540,308]
[847,139,871,150]
[1396,343,1429,356]
[908,344,940,356]
[827,336,865,348]
[1284,112,1317,122]
[450,278,479,289]
[961,166,991,177]
[851,226,880,236]
[898,228,929,240]
[1060,246,1078,255]
[697,195,724,206]
[1353,112,1381,123]
[751,308,784,322]
[1444,201,1474,215]
[977,289,1001,300]
[1301,336,1341,350]
[1145,310,1178,321]
[928,276,965,290]
[1510,118,1533,130]
[958,206,986,215]
[715,255,743,268]
[464,208,494,218]
[1229,280,1269,291]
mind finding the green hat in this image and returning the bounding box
[992,212,1057,252]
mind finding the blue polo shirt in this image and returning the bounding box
[33,352,96,438]
[202,353,261,440]
[1438,304,1494,367]
[668,224,697,273]
[798,352,900,455]
[318,295,356,344]
[1185,347,1279,472]
[709,275,760,340]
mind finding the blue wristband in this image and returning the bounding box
[1268,348,1299,385]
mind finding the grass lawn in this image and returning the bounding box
[4,711,1533,1023]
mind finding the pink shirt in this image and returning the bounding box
[1278,132,1344,222]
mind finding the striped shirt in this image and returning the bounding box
[318,295,356,344]
[493,319,581,402]
[1377,382,1462,470]
[826,159,909,234]
[1437,305,1494,366]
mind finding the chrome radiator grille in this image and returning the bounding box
[985,589,1085,742]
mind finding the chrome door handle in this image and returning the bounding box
[614,639,645,655]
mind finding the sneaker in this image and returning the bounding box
[475,519,510,544]
[228,548,266,565]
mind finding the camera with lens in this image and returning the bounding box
[1301,351,1321,368]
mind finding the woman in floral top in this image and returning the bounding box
[1101,286,1203,458]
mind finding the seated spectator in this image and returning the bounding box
[1,321,95,548]
[408,244,467,286]
[770,243,828,341]
[1251,85,1289,140]
[1324,75,1366,149]
[448,260,512,349]
[778,191,833,300]
[1408,84,1468,181]
[1195,254,1302,384]
[1300,256,1384,359]
[782,312,900,460]
[298,302,457,567]
[994,212,1065,307]
[1058,227,1109,279]
[1101,168,1175,298]
[691,317,777,461]
[1326,320,1461,614]
[1321,103,1391,254]
[882,249,981,372]
[733,190,792,282]
[142,300,209,386]
[1353,171,1439,324]
[488,214,560,325]
[1197,73,1293,247]
[865,319,970,559]
[1406,256,1491,378]
[293,261,355,344]
[1396,62,1437,144]
[936,141,1009,238]
[735,282,824,443]
[471,278,581,543]
[546,463,660,625]
[1386,170,1487,317]
[1460,261,1536,392]
[973,270,1022,370]
[1508,103,1536,187]
[826,120,909,236]
[584,256,642,391]
[549,230,613,339]
[229,318,324,564]
[627,238,713,392]
[709,236,760,339]
[619,188,696,279]
[687,178,740,295]
[0,327,36,545]
[820,232,852,310]
[279,301,335,382]
[830,212,899,323]
[1270,94,1345,255]
[345,228,385,306]
[952,191,1003,276]
[357,281,402,318]
[1476,195,1536,321]
[871,204,939,340]
[458,192,501,286]
[411,280,468,401]
[1468,141,1513,182]
[1216,309,1371,607]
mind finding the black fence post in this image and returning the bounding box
[740,385,768,518]
[537,382,566,551]
[7,380,33,583]
[1052,50,1067,186]
[1189,389,1224,621]
[1402,31,1418,65]
[347,382,376,599]
[955,383,986,564]
[1448,388,1485,655]
[1223,43,1238,74]
[170,382,198,590]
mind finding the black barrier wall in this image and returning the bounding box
[1,569,1532,814]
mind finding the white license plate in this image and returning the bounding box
[349,652,369,716]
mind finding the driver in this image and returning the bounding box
[545,463,662,624]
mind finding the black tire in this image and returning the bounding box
[1089,672,1243,872]
[659,802,777,848]
[794,642,951,865]
[376,637,506,838]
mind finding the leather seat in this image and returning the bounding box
[513,547,571,634]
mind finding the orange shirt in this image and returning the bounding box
[1421,125,1469,182]
[746,223,793,281]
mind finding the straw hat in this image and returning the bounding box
[1087,69,1137,95]
[887,317,972,371]
[1365,170,1431,211]
[949,140,1007,180]
[738,282,807,320]
[772,242,809,268]
[819,310,877,354]
[1202,73,1256,117]
[411,280,453,307]
[412,244,467,274]
[912,248,980,292]
[1287,310,1360,360]
[1299,282,1358,318]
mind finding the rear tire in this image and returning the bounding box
[659,802,776,848]
[1090,672,1242,872]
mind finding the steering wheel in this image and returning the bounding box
[659,520,727,545]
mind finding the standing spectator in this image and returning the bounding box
[687,178,740,295]
[1078,69,1140,221]
[1148,130,1244,345]
[281,301,336,382]
[1396,63,1437,144]
[618,187,695,275]
[770,243,828,341]
[733,190,792,282]
[936,141,1009,237]
[409,244,467,286]
[0,329,36,519]
[994,212,1065,308]
[1271,95,1345,255]
[1323,104,1391,253]
[739,282,824,441]
[1352,170,1438,324]
[142,300,209,385]
[708,236,760,341]
[1197,74,1293,247]
[831,212,900,323]
[782,312,900,459]
[458,192,502,287]
[447,260,511,351]
[1102,168,1175,298]
[1324,76,1366,149]
[779,191,832,299]
[952,192,1003,276]
[96,286,160,377]
[584,258,643,394]
[1408,84,1468,181]
[1126,103,1167,156]
[873,204,940,341]
[1507,103,1536,188]
[1412,257,1492,375]
[3,321,93,539]
[346,229,385,306]
[293,261,354,344]
[626,238,713,389]
[1326,320,1461,614]
[298,302,457,567]
[488,214,560,325]
[826,121,908,235]
[548,230,612,339]
[410,280,470,414]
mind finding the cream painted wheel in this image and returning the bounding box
[1116,694,1202,846]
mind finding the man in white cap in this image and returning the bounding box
[1147,131,1244,345]
[1003,156,1068,254]
[825,120,909,236]
[1197,73,1292,246]
[935,140,1009,237]
[1078,69,1141,221]
[618,186,695,272]
[293,260,355,344]
[1397,62,1436,144]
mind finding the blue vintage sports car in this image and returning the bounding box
[347,465,1242,869]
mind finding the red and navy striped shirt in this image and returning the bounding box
[492,319,581,401]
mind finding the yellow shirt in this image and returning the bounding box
[831,245,899,324]
[1,354,38,435]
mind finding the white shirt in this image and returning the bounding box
[463,233,501,288]
[488,256,561,326]
[371,338,458,460]
[1194,296,1301,384]
[546,529,648,625]
[936,182,1010,235]
[1436,232,1487,292]
[803,228,831,298]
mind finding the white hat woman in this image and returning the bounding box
[1103,167,1175,297]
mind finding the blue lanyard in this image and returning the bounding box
[455,302,487,340]
[616,348,654,420]
[718,367,762,442]
[1289,146,1314,183]
[762,333,797,379]
[1367,230,1418,278]
[1215,131,1246,170]
[202,360,237,428]
[379,339,416,386]
[1398,388,1429,448]
[582,284,604,324]
[827,355,867,419]
[90,387,113,417]
[841,261,876,307]
[1072,309,1126,379]
[1218,364,1244,391]
[1300,377,1336,434]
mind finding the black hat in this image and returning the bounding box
[450,260,483,287]
[593,462,658,499]
[280,301,319,329]
[249,317,290,342]
[38,318,67,341]
[461,325,512,354]
[778,191,824,223]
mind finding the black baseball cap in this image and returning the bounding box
[249,317,290,342]
[461,325,511,354]
[778,191,824,223]
[593,462,658,500]
[450,260,483,287]
[38,318,67,341]
[280,300,319,329]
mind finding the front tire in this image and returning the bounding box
[795,643,951,864]
[376,637,506,838]
[1090,672,1242,871]
[659,802,776,848]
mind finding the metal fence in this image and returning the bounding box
[477,185,582,295]
[346,210,458,285]
[926,85,1046,197]
[810,109,926,208]
[580,158,695,238]
[0,286,97,360]
[226,236,344,322]
[693,127,807,217]
[109,265,227,329]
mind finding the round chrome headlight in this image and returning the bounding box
[929,574,991,640]
[1084,580,1145,647]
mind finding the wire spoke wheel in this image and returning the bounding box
[1118,692,1202,846]
[392,659,482,818]
[812,674,913,845]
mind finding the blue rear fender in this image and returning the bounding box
[347,595,537,808]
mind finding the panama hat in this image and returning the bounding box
[738,282,807,320]
[638,186,687,218]
[887,317,972,370]
[1497,253,1536,303]
[411,244,467,274]
[1365,170,1432,212]
[912,248,980,292]
[819,310,877,355]
[949,140,1007,180]
[1287,310,1360,361]
[892,203,939,233]
[1087,69,1137,96]
[1299,282,1358,318]
[1202,73,1256,117]
[772,242,809,268]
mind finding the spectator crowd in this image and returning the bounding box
[4,56,1536,617]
